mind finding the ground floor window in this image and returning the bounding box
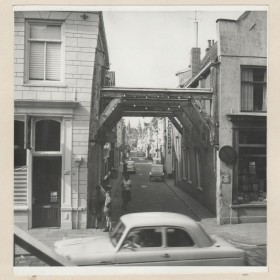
[14,120,26,166]
[237,130,266,203]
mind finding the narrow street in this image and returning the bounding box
[14,152,266,267]
[111,155,198,225]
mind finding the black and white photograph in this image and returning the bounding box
[11,5,268,273]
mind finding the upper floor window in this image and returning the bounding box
[25,21,64,84]
[241,67,267,112]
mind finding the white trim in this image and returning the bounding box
[14,206,29,211]
[24,19,65,86]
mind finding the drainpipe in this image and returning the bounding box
[74,156,82,229]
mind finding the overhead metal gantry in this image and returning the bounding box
[98,86,213,137]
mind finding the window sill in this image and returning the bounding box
[22,83,67,88]
[231,202,267,208]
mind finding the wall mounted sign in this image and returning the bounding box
[219,145,236,164]
[221,172,231,184]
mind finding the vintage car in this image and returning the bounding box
[54,212,246,266]
[149,158,165,181]
[125,160,136,174]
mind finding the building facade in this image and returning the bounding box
[175,11,267,224]
[14,11,112,229]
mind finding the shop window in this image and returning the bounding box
[241,67,267,112]
[35,120,61,151]
[25,21,64,84]
[14,120,26,166]
[238,130,266,203]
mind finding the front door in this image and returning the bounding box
[32,156,61,228]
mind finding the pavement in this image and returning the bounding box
[14,158,267,266]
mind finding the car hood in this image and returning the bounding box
[54,235,115,264]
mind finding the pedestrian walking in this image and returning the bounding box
[100,184,112,232]
[122,173,132,211]
[123,160,128,176]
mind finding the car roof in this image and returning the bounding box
[121,212,196,228]
[120,212,213,247]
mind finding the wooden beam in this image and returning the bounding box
[101,87,213,100]
[122,111,174,117]
[168,116,183,135]
[181,103,203,131]
[98,98,121,128]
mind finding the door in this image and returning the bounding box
[32,156,61,228]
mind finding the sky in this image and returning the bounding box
[102,7,258,127]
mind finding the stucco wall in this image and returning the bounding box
[216,11,267,224]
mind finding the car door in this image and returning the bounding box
[163,227,222,266]
[113,227,168,266]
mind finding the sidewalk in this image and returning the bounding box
[164,179,267,246]
[16,169,266,253]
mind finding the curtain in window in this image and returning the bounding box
[241,69,254,110]
[262,71,267,111]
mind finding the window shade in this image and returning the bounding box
[46,43,61,81]
[28,23,62,82]
[29,42,44,80]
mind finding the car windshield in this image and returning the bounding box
[110,221,126,247]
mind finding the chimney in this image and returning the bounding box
[190,47,201,77]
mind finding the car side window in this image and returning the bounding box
[122,228,162,248]
[166,228,194,247]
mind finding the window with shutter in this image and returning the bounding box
[26,21,64,84]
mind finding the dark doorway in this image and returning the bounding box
[32,156,61,228]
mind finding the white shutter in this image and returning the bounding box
[46,43,61,81]
[29,42,44,80]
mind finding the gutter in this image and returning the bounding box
[183,60,219,88]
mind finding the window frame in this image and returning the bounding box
[240,66,267,113]
[120,227,164,250]
[232,128,266,204]
[32,117,62,157]
[24,20,65,86]
[165,227,195,248]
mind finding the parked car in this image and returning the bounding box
[150,158,165,181]
[54,212,246,266]
[125,160,136,174]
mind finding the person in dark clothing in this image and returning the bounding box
[121,173,132,211]
[123,160,128,176]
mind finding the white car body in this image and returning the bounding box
[125,160,136,174]
[54,212,246,266]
